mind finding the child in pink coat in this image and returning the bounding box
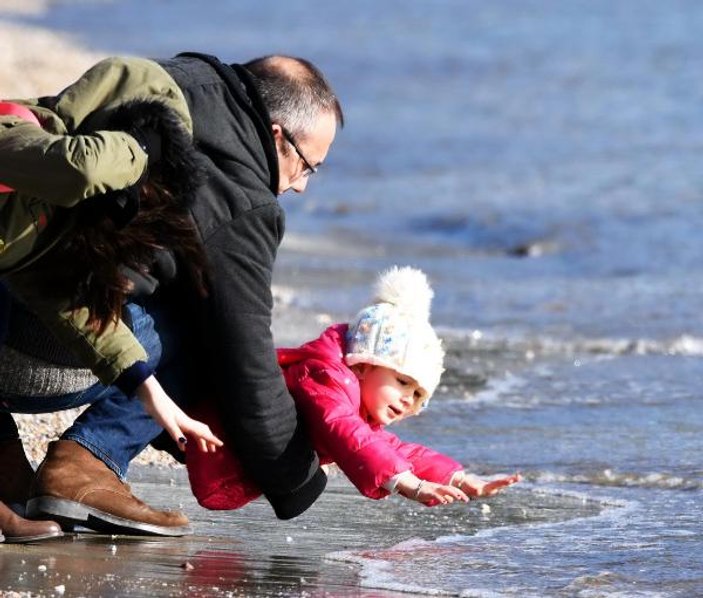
[187,266,521,510]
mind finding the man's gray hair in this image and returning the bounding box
[243,55,344,139]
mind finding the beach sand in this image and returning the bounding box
[0,467,434,598]
[0,1,106,99]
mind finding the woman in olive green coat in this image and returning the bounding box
[0,57,221,453]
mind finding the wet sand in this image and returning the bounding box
[0,470,442,598]
[1,469,399,597]
[1,467,593,597]
[0,466,599,597]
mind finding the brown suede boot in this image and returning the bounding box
[0,439,36,512]
[0,500,62,543]
[27,440,191,536]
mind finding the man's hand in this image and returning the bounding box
[136,375,224,453]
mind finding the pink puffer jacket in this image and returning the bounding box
[186,324,462,510]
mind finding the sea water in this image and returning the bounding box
[9,1,703,595]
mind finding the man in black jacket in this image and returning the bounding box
[152,53,343,519]
[2,53,344,535]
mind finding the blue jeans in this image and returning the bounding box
[0,302,166,479]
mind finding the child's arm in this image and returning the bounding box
[387,471,522,505]
[387,471,469,505]
[378,430,522,504]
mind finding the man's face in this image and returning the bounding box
[273,111,337,195]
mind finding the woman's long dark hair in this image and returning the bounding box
[31,176,209,334]
[28,99,210,334]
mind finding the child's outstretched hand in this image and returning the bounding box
[396,476,470,505]
[136,375,224,453]
[453,472,522,498]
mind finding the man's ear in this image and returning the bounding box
[271,123,289,159]
[271,122,283,140]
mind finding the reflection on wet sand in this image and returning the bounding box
[0,535,394,597]
[0,470,602,597]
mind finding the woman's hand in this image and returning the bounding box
[136,375,224,453]
[452,471,522,497]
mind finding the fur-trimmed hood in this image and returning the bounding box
[105,99,206,209]
[20,98,210,331]
[89,99,207,228]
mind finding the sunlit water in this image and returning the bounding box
[5,1,703,595]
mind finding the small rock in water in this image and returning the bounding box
[508,239,558,258]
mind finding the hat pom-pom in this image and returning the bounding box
[373,266,434,319]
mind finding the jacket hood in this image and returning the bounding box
[174,52,280,195]
[277,323,348,369]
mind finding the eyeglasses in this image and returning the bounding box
[280,126,318,179]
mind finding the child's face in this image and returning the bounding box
[357,365,424,426]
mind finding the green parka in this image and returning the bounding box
[0,56,191,386]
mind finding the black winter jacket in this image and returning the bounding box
[158,54,326,519]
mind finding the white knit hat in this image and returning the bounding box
[345,266,445,407]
